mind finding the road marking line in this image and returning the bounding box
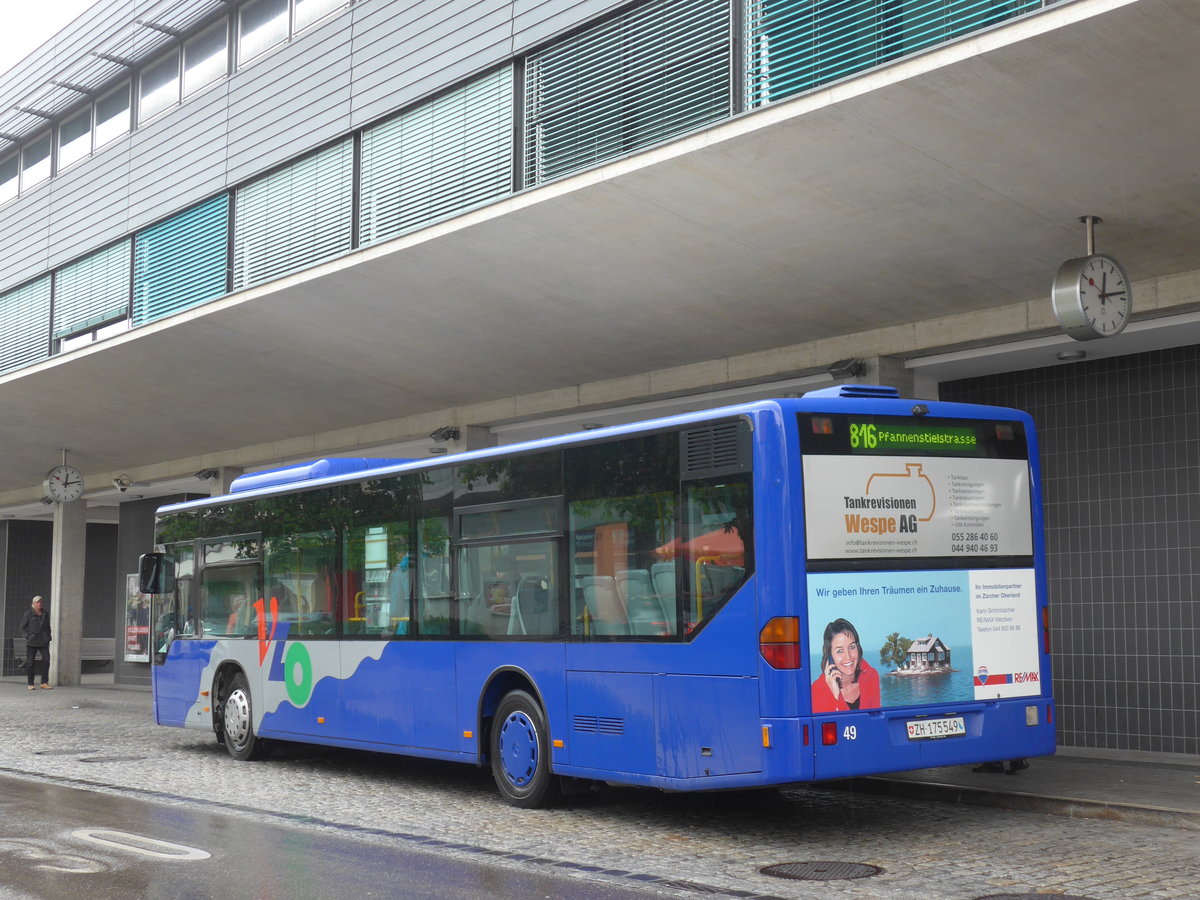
[71,829,211,861]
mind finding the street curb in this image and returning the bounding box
[832,775,1200,833]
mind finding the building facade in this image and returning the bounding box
[0,0,1195,758]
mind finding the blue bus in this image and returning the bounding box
[140,385,1054,806]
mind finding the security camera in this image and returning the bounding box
[113,474,133,493]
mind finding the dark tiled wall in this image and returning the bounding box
[942,345,1200,756]
[85,523,118,639]
[2,520,52,676]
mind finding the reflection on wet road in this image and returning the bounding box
[0,773,669,900]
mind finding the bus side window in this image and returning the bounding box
[680,478,752,632]
[416,516,452,635]
[345,522,411,638]
[264,531,337,637]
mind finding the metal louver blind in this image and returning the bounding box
[0,276,51,373]
[134,194,230,325]
[233,138,353,290]
[524,0,732,186]
[360,67,514,247]
[745,0,1038,107]
[53,240,131,338]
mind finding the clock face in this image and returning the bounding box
[44,465,84,502]
[1052,253,1131,341]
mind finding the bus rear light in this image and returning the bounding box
[803,724,810,746]
[760,643,800,669]
[1046,704,1053,724]
[1042,606,1051,654]
[821,722,837,746]
[1025,705,1038,726]
[759,617,800,669]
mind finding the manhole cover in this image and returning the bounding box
[760,861,883,881]
[78,756,147,764]
[34,749,100,756]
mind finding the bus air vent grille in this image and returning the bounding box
[573,715,625,735]
[681,421,748,477]
[803,383,900,400]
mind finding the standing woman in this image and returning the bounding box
[19,596,52,690]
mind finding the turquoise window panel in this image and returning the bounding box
[746,0,1039,107]
[133,194,230,325]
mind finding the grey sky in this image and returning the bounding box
[0,0,97,78]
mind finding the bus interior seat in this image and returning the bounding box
[508,577,556,636]
[616,569,671,634]
[581,575,629,634]
[650,562,675,596]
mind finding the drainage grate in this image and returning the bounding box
[974,896,1099,900]
[760,861,883,881]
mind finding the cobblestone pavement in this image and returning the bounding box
[1,684,1196,900]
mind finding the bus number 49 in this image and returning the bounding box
[843,725,857,741]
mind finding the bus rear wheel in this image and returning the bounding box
[221,672,268,761]
[490,690,558,808]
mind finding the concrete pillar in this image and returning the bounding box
[863,356,916,398]
[462,425,496,451]
[212,466,244,496]
[48,498,87,687]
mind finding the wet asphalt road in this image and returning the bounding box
[0,773,672,900]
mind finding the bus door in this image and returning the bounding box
[151,543,196,727]
[339,512,460,751]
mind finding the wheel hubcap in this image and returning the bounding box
[225,689,250,748]
[498,711,538,787]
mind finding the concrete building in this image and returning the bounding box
[0,0,1195,761]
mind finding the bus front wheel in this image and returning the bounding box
[221,672,268,761]
[490,690,558,808]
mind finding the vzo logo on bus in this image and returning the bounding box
[253,597,314,707]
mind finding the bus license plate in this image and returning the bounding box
[906,717,966,740]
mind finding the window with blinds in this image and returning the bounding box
[360,67,514,248]
[134,194,230,326]
[745,0,1038,107]
[233,138,353,290]
[524,0,732,187]
[54,240,132,339]
[0,277,51,373]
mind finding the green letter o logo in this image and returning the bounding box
[283,642,313,707]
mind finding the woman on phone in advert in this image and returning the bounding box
[812,618,880,713]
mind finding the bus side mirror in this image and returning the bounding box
[139,553,176,595]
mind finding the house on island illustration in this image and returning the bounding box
[904,636,952,672]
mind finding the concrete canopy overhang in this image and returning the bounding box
[1,0,1197,507]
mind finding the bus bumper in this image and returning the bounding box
[809,699,1056,781]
